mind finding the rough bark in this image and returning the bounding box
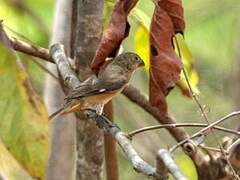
[72,0,104,179]
[44,0,76,180]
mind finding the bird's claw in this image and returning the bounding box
[95,115,120,132]
[85,109,120,132]
[85,109,98,119]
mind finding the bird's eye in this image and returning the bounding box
[134,56,139,61]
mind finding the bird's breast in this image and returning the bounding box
[84,90,119,106]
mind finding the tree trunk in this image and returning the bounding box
[72,0,104,179]
[44,0,76,180]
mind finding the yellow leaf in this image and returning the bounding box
[0,44,50,179]
[134,25,150,73]
[190,69,199,85]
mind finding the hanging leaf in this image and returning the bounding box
[0,25,50,179]
[149,0,185,117]
[157,0,185,34]
[91,0,139,74]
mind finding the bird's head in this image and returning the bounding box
[113,52,145,72]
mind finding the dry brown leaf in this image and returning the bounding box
[91,0,138,75]
[149,0,185,117]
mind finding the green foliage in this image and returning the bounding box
[0,45,50,179]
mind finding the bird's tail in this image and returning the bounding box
[48,107,65,121]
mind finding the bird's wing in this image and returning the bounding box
[65,78,127,100]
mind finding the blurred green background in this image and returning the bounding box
[0,0,239,179]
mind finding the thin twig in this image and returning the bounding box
[31,58,59,81]
[4,24,39,45]
[128,123,240,138]
[227,138,240,154]
[199,145,227,153]
[11,37,53,63]
[170,111,240,152]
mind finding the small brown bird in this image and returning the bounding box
[49,52,144,120]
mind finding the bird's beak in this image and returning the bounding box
[138,60,145,67]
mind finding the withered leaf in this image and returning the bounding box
[91,0,138,75]
[157,0,185,33]
[149,0,184,117]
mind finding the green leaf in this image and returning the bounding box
[0,44,50,180]
[0,139,33,180]
[134,25,150,73]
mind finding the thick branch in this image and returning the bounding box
[155,150,168,180]
[156,149,187,180]
[49,44,80,89]
[115,131,155,176]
